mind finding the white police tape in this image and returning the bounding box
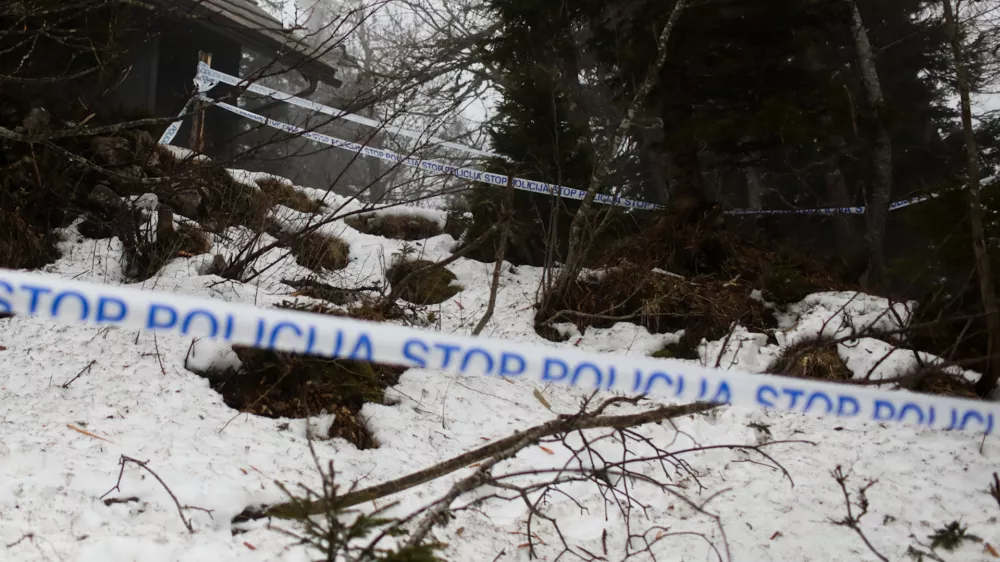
[0,268,996,435]
[212,98,663,211]
[181,62,965,217]
[158,103,188,146]
[208,95,955,216]
[157,71,224,145]
[195,62,499,160]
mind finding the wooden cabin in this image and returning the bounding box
[114,0,348,157]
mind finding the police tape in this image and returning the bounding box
[195,63,499,160]
[212,98,664,211]
[206,95,953,217]
[0,268,996,435]
[182,62,966,217]
[157,103,189,146]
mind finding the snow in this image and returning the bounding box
[159,145,206,162]
[2,172,1000,561]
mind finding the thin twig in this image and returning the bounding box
[61,359,96,388]
[473,178,515,335]
[101,455,196,534]
[238,401,716,520]
[830,465,888,562]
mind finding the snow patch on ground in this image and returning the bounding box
[839,337,981,384]
[1,176,998,562]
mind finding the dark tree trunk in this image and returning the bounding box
[942,0,1000,397]
[825,159,868,281]
[847,0,892,293]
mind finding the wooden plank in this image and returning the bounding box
[147,0,348,82]
[189,51,213,152]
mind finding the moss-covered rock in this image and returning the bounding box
[346,214,443,241]
[387,260,462,305]
[257,177,323,214]
[286,231,350,271]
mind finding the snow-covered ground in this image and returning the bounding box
[2,175,999,562]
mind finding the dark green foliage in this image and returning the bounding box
[889,180,1000,374]
[269,462,444,561]
[476,0,968,289]
[928,521,981,552]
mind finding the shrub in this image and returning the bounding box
[387,260,462,305]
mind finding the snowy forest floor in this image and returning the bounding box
[2,159,1000,562]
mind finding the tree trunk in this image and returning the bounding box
[538,0,688,323]
[746,165,763,211]
[637,125,671,205]
[660,56,707,218]
[847,1,892,293]
[942,0,1000,397]
[825,159,867,280]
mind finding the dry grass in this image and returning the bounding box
[0,209,60,269]
[199,348,404,449]
[200,178,275,234]
[284,278,360,305]
[285,231,351,272]
[387,259,462,305]
[277,297,406,324]
[346,214,443,241]
[605,225,846,305]
[553,263,775,359]
[770,339,853,381]
[902,366,978,398]
[257,178,323,214]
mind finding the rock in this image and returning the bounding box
[78,216,114,239]
[121,165,145,180]
[156,206,175,242]
[87,184,124,213]
[91,136,130,166]
[203,254,228,276]
[167,189,203,219]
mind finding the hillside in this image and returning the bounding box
[1,150,998,562]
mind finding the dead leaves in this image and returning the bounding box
[532,388,552,411]
[66,424,112,443]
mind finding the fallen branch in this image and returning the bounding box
[235,400,717,521]
[990,472,1000,511]
[67,423,112,443]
